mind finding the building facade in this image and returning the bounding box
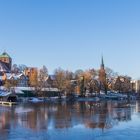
[131,80,140,93]
[24,67,38,86]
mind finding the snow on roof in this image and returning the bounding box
[16,87,59,92]
[17,73,24,77]
[14,87,24,94]
[42,88,59,92]
[6,73,26,80]
[14,87,33,91]
[0,91,11,97]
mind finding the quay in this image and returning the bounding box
[0,101,17,106]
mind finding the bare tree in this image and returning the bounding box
[4,79,18,92]
[65,71,74,94]
[105,67,118,79]
[74,69,84,79]
[88,79,100,94]
[53,68,74,98]
[37,66,48,96]
[54,68,67,98]
[75,69,98,96]
[113,76,132,93]
[29,70,38,87]
[105,67,118,91]
[18,64,27,72]
[12,64,20,74]
[12,64,27,74]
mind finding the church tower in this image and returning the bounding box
[101,56,105,69]
[0,51,12,71]
[99,56,107,94]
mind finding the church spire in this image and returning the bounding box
[101,56,104,69]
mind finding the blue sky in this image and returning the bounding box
[0,0,140,78]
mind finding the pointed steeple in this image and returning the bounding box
[101,56,104,69]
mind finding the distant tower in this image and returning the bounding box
[101,56,104,69]
[0,51,12,71]
[99,56,107,94]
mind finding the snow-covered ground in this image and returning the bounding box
[0,91,11,97]
[28,97,44,103]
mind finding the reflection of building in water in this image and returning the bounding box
[91,102,116,130]
[38,102,131,130]
[17,111,37,129]
[82,101,132,130]
[136,101,140,113]
[112,102,132,122]
[54,104,73,129]
[0,111,13,140]
[17,106,48,131]
[0,101,135,136]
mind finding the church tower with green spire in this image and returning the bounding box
[0,51,12,71]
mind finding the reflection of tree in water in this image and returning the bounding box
[49,102,131,129]
[21,103,48,130]
[0,100,135,137]
[54,102,73,129]
[113,101,132,122]
[0,112,11,139]
[0,106,18,140]
[84,101,132,130]
[85,101,114,130]
[136,101,140,113]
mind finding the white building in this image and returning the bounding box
[131,80,140,93]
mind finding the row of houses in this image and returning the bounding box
[0,51,140,94]
[1,69,140,94]
[1,72,29,87]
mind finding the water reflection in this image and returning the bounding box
[0,101,139,140]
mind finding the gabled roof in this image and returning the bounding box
[48,75,56,80]
[7,73,27,80]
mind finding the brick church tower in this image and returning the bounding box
[99,56,107,94]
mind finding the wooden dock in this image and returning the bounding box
[0,101,17,106]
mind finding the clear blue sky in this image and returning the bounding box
[0,0,140,78]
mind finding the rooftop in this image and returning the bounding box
[0,52,11,58]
